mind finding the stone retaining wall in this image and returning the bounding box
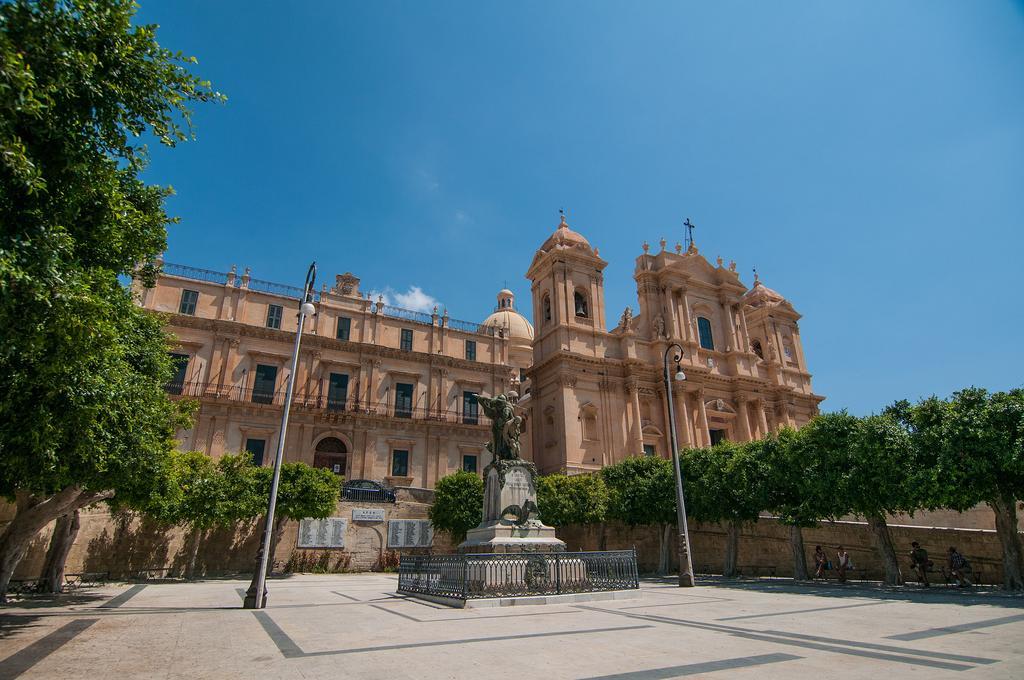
[556,518,1015,582]
[5,488,456,581]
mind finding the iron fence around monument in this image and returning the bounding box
[397,549,639,601]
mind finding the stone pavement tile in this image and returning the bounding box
[1,575,1023,679]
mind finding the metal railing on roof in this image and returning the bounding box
[160,262,497,336]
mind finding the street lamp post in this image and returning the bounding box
[244,262,317,609]
[663,343,696,587]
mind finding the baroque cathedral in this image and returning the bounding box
[138,214,823,485]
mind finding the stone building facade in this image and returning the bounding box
[134,265,535,488]
[137,213,823,482]
[523,215,824,474]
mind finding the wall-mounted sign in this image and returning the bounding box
[351,508,385,522]
[387,519,433,548]
[297,517,347,549]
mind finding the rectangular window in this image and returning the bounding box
[643,444,657,457]
[697,316,715,351]
[327,372,349,411]
[336,316,351,341]
[178,289,199,316]
[400,328,413,351]
[394,382,414,418]
[245,438,267,467]
[465,340,476,361]
[462,455,478,474]
[709,429,726,446]
[391,450,409,477]
[167,353,189,395]
[266,304,283,329]
[252,364,278,404]
[462,391,479,425]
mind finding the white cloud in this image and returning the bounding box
[366,285,441,313]
[394,286,440,313]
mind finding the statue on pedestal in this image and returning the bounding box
[459,391,564,553]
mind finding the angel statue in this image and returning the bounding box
[477,392,522,461]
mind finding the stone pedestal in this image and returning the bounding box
[459,460,565,554]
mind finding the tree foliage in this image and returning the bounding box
[251,463,341,522]
[682,440,768,526]
[537,473,608,527]
[601,456,676,527]
[429,471,483,541]
[0,0,221,599]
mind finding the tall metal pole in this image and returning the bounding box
[244,262,316,609]
[664,343,696,587]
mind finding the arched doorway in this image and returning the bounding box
[314,437,347,476]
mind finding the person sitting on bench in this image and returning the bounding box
[910,541,931,587]
[947,546,972,587]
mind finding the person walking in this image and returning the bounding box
[835,546,851,583]
[947,546,972,587]
[910,541,931,587]
[813,546,828,580]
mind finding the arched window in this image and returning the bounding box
[697,316,715,351]
[542,294,551,322]
[314,437,347,476]
[751,339,764,359]
[573,290,589,318]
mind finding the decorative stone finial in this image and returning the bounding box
[432,304,438,315]
[675,242,682,254]
[716,255,723,267]
[642,240,650,254]
[659,237,667,251]
[729,261,736,272]
[558,208,568,228]
[753,268,760,285]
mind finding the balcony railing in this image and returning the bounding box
[160,262,497,338]
[398,550,640,602]
[166,381,491,426]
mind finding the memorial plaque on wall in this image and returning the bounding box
[387,519,433,548]
[351,508,385,522]
[297,517,348,548]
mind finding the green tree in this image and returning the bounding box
[429,471,483,542]
[759,425,834,580]
[602,456,676,575]
[905,389,1024,590]
[536,473,608,527]
[682,440,769,577]
[250,462,341,574]
[0,0,220,600]
[835,414,917,585]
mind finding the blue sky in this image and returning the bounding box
[138,1,1024,415]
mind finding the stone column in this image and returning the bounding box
[756,398,770,435]
[738,307,752,355]
[627,382,644,455]
[697,392,711,447]
[720,296,738,352]
[675,384,692,446]
[679,289,694,344]
[736,394,753,441]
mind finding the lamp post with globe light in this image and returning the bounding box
[663,343,696,587]
[244,262,317,609]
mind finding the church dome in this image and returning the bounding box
[743,276,786,307]
[481,289,534,343]
[539,212,591,252]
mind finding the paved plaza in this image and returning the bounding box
[2,574,1023,679]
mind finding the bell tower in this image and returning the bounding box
[525,212,608,363]
[524,212,610,474]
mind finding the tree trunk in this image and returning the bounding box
[789,524,809,580]
[866,513,902,585]
[41,510,81,594]
[723,520,741,577]
[0,486,99,603]
[989,495,1024,591]
[186,526,205,580]
[266,515,289,576]
[658,523,671,576]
